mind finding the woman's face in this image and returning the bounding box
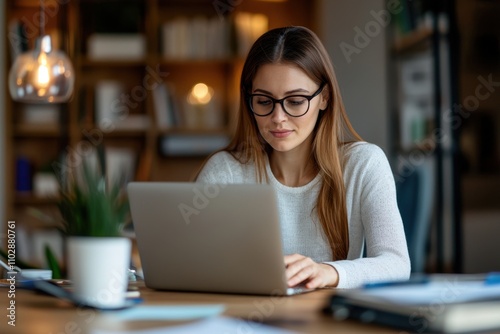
[251,63,327,154]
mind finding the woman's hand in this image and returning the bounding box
[284,254,339,288]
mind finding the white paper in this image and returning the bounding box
[106,304,225,321]
[92,316,296,334]
[358,280,500,305]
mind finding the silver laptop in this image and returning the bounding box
[127,182,313,296]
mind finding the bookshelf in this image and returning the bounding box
[2,0,314,264]
[389,0,461,273]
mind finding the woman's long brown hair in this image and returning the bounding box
[196,26,362,260]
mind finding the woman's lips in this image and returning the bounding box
[270,130,293,138]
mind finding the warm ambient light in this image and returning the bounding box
[8,0,74,103]
[9,35,74,104]
[36,54,50,88]
[187,83,214,105]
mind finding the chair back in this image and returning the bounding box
[396,158,434,273]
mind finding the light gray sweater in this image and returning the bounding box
[196,142,411,288]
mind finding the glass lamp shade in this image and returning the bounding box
[8,35,75,103]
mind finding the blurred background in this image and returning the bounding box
[1,0,499,275]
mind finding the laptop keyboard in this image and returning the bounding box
[286,285,315,295]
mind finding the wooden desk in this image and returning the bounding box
[0,282,397,334]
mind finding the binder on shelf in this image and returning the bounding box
[15,156,32,193]
[160,133,230,157]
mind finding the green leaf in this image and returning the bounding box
[54,146,130,237]
[44,245,62,279]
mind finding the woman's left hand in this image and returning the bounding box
[284,253,339,288]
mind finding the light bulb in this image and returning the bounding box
[36,54,50,88]
[8,35,74,103]
[188,83,214,105]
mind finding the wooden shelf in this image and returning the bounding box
[158,128,230,136]
[159,58,239,66]
[3,0,313,239]
[15,194,59,205]
[392,27,433,54]
[79,58,149,68]
[14,124,62,138]
[78,127,149,138]
[9,0,60,8]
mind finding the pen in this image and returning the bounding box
[362,276,430,289]
[484,272,500,286]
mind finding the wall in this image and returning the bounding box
[315,0,389,152]
[0,3,5,244]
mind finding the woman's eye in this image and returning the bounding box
[257,98,272,106]
[286,98,306,106]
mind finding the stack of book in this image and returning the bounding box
[324,274,500,333]
[161,12,268,60]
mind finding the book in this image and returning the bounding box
[87,34,146,60]
[113,114,151,131]
[152,83,176,129]
[95,80,125,129]
[233,12,269,58]
[20,104,60,125]
[7,19,28,61]
[161,16,231,60]
[324,276,500,333]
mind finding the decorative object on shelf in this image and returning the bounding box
[57,148,131,308]
[184,83,222,129]
[8,0,74,103]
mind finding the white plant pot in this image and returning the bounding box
[67,237,131,308]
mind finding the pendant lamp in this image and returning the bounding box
[8,0,74,103]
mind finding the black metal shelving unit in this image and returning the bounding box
[389,0,461,273]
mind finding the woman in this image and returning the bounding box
[196,26,410,289]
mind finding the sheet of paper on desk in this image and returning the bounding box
[106,304,225,321]
[92,316,296,334]
[357,281,500,305]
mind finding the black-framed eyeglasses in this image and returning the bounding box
[248,83,325,117]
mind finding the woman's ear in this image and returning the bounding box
[319,88,329,111]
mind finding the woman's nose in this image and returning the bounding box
[271,102,288,122]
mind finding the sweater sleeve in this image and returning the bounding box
[325,144,411,288]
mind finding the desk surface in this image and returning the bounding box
[0,282,398,334]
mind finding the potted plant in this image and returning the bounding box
[57,151,131,308]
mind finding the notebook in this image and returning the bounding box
[127,182,314,296]
[323,275,500,333]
